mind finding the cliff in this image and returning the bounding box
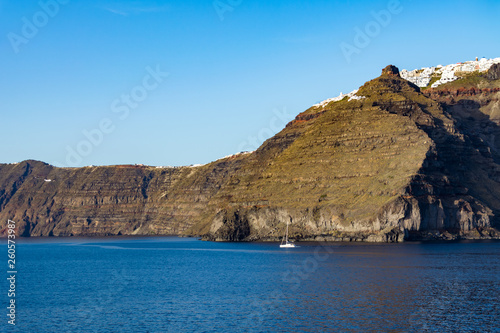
[2,62,500,242]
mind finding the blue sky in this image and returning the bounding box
[1,0,500,167]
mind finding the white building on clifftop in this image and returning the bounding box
[400,57,500,89]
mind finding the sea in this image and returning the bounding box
[1,237,499,332]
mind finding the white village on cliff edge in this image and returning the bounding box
[401,57,500,88]
[314,57,500,108]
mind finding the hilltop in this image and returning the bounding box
[1,60,500,242]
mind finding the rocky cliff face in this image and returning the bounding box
[0,157,246,236]
[2,64,500,242]
[203,65,500,242]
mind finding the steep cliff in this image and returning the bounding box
[0,157,246,236]
[202,64,500,242]
[2,64,500,242]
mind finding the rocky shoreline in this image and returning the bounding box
[203,227,500,244]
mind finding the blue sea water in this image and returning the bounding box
[1,237,499,332]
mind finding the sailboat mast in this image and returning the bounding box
[286,221,289,242]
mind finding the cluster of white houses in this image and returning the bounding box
[313,89,365,108]
[313,57,500,110]
[400,57,500,88]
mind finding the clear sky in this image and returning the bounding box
[1,0,500,167]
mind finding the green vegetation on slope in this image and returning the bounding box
[204,70,435,228]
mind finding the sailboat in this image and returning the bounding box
[280,220,296,248]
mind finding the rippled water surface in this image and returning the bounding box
[2,237,500,332]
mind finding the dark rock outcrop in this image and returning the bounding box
[204,209,251,241]
[382,65,400,76]
[487,63,500,80]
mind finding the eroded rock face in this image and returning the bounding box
[487,63,500,80]
[382,65,400,76]
[206,209,251,241]
[1,65,500,242]
[0,158,246,237]
[203,65,500,242]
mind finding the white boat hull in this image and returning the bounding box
[280,243,296,248]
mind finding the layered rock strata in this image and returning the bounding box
[2,64,500,242]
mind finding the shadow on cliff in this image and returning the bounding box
[447,99,500,164]
[415,98,500,230]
